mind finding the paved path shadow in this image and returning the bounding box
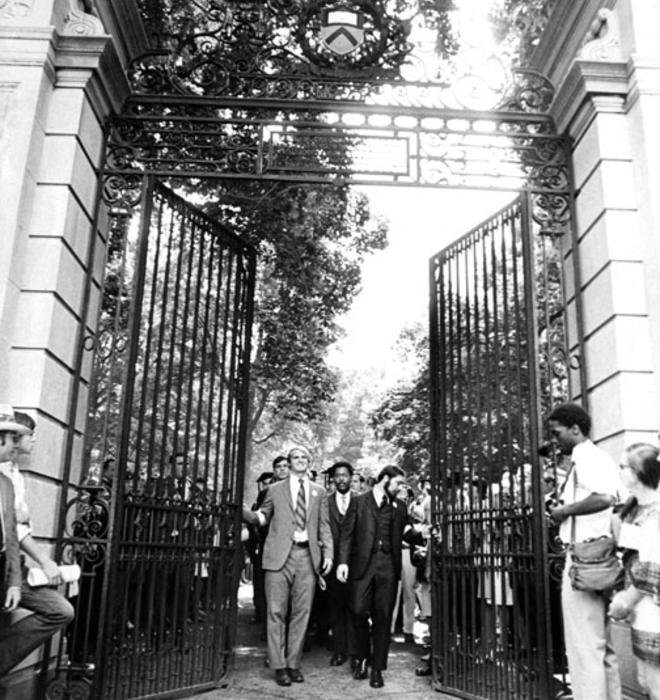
[189,583,452,700]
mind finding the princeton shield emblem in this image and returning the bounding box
[318,8,365,56]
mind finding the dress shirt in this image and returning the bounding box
[256,474,310,542]
[290,475,310,542]
[336,491,350,516]
[372,484,387,508]
[0,489,4,552]
[559,440,619,544]
[0,461,31,542]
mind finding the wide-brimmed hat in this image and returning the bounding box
[0,404,30,434]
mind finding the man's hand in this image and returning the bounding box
[549,505,566,524]
[41,558,63,586]
[336,564,348,583]
[608,593,631,621]
[4,586,20,611]
[321,557,333,576]
[242,508,257,524]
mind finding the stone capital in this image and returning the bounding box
[51,32,129,120]
[550,58,628,142]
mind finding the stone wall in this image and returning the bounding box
[535,0,660,456]
[0,0,143,689]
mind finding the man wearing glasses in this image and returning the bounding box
[0,407,74,677]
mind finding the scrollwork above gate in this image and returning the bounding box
[131,0,557,113]
[103,101,571,195]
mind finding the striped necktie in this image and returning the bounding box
[295,478,306,531]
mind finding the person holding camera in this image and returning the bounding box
[547,403,621,700]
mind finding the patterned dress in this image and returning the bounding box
[623,502,660,664]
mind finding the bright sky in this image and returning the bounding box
[328,186,515,380]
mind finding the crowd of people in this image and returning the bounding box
[242,448,432,688]
[3,400,660,699]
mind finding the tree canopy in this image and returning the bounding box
[369,323,430,475]
[197,179,388,465]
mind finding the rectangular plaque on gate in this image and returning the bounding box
[264,128,410,176]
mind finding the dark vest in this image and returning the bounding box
[373,500,394,553]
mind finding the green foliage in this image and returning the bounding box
[370,323,430,474]
[196,179,388,452]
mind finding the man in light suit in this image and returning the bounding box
[243,446,333,686]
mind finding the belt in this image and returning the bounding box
[292,541,309,548]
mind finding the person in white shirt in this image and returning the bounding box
[547,402,621,700]
[0,409,74,677]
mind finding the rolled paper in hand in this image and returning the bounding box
[27,564,81,587]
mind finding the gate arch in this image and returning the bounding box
[52,3,581,699]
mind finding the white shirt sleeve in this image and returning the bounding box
[574,443,619,499]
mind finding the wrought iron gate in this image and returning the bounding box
[50,178,256,699]
[429,194,571,699]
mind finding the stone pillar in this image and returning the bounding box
[0,0,143,690]
[535,0,660,456]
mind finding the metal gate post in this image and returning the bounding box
[94,175,155,699]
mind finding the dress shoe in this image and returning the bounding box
[287,668,304,683]
[415,664,432,677]
[369,669,384,688]
[330,652,347,666]
[353,658,369,680]
[275,669,291,686]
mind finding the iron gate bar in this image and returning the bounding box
[429,194,564,699]
[103,99,570,192]
[50,176,256,700]
[125,94,559,123]
[522,196,556,691]
[47,3,583,698]
[96,174,156,699]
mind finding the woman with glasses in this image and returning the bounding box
[609,443,660,699]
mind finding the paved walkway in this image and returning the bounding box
[187,583,453,700]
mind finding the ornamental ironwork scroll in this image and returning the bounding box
[130,0,557,113]
[49,180,256,699]
[429,194,571,699]
[103,103,571,203]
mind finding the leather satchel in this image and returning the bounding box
[566,468,623,593]
[568,535,623,593]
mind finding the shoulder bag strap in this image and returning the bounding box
[570,465,577,545]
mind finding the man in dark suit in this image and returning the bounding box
[243,446,333,687]
[247,470,273,632]
[325,461,356,667]
[337,464,408,689]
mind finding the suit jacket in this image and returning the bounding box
[260,477,333,574]
[0,473,21,592]
[328,491,352,570]
[338,490,408,581]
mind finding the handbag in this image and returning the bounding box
[567,470,623,593]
